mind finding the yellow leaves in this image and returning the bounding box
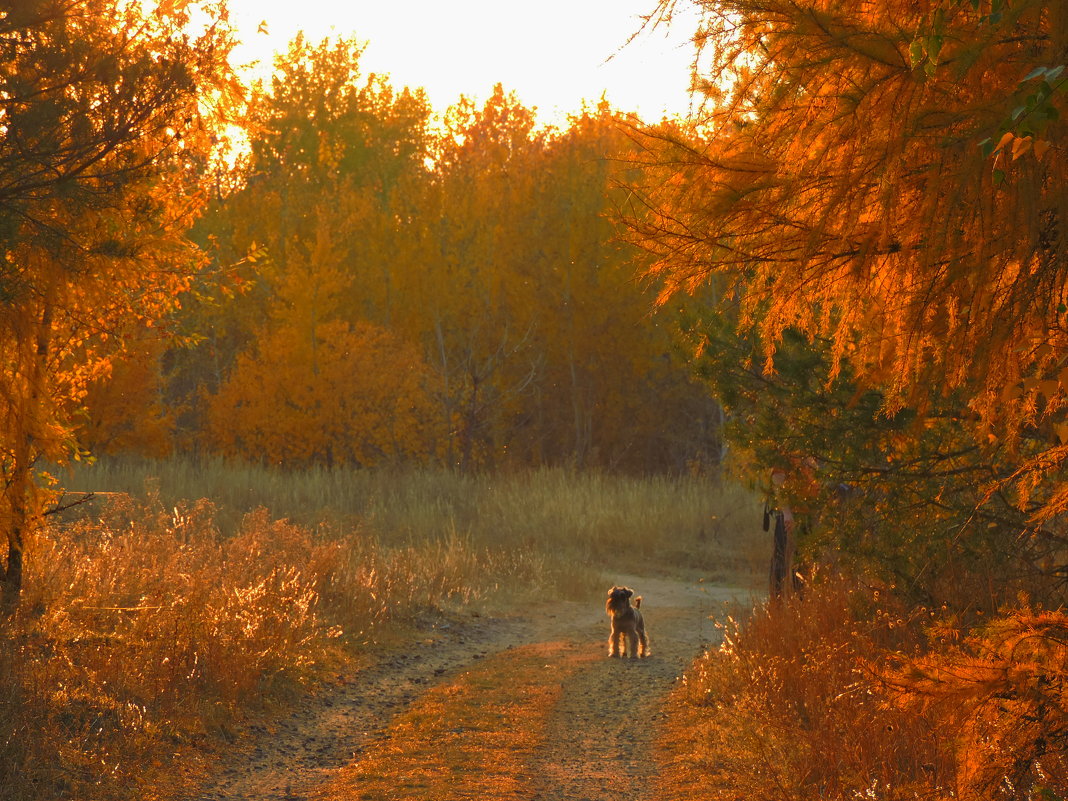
[987,130,1053,166]
[994,131,1015,155]
[204,320,443,467]
[153,0,196,23]
[244,241,266,264]
[1011,134,1033,160]
[80,335,175,458]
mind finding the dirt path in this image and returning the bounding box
[189,574,749,801]
[528,576,739,801]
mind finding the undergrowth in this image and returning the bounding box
[1,494,534,800]
[658,579,1068,801]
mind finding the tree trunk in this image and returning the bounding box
[1,521,24,613]
[2,293,53,614]
[2,417,34,614]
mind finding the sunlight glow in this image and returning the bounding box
[224,0,701,124]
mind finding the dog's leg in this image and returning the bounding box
[638,625,650,658]
[609,626,622,658]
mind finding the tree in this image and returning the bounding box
[427,94,721,471]
[79,329,176,458]
[676,287,1053,605]
[205,319,442,467]
[202,205,442,467]
[168,35,435,449]
[0,0,238,608]
[637,0,1068,576]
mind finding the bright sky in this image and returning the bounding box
[223,0,701,125]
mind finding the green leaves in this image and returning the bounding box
[1005,63,1066,137]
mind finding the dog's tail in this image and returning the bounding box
[634,596,642,609]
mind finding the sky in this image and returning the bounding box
[222,0,702,125]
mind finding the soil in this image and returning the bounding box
[188,573,751,801]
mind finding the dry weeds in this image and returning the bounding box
[656,579,1068,801]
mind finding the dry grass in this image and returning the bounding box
[1,463,763,801]
[52,459,765,581]
[655,580,950,801]
[2,493,539,801]
[655,580,1068,801]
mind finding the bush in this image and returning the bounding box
[659,579,1068,801]
[0,492,530,800]
[659,580,949,801]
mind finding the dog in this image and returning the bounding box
[606,585,650,658]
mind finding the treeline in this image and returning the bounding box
[78,36,719,473]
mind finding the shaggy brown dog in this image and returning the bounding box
[606,586,650,658]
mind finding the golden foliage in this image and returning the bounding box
[658,581,949,801]
[166,50,718,472]
[638,0,1068,514]
[886,610,1068,800]
[0,0,240,605]
[79,333,176,459]
[205,320,442,467]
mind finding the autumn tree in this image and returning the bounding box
[678,292,1054,605]
[508,105,720,470]
[418,87,547,469]
[172,36,438,457]
[638,0,1068,580]
[0,0,238,607]
[79,330,176,458]
[634,6,1068,790]
[404,91,717,471]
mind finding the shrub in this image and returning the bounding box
[659,580,950,801]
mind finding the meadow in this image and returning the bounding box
[0,460,765,801]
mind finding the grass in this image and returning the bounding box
[51,458,768,582]
[1,460,765,801]
[654,579,1068,801]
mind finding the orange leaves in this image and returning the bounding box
[886,610,1068,800]
[639,0,1068,487]
[80,333,176,458]
[987,130,1053,166]
[204,320,442,467]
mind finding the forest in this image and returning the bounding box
[1,0,1066,799]
[78,36,722,475]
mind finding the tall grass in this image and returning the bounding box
[3,496,535,801]
[658,580,950,801]
[657,579,1068,801]
[53,458,767,580]
[2,461,765,801]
